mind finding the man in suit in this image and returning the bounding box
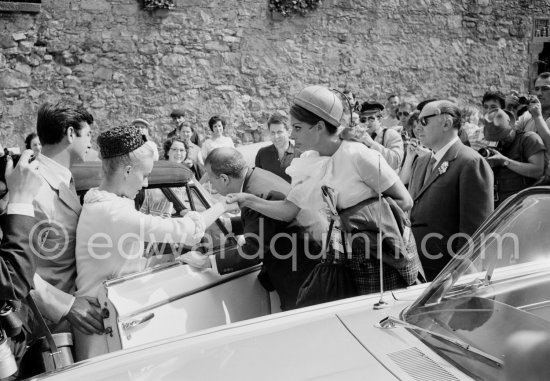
[409,100,494,281]
[0,150,43,372]
[202,147,317,310]
[32,101,104,337]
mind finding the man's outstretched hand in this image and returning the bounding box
[66,296,104,335]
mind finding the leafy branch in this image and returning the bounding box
[269,0,321,17]
[142,0,175,10]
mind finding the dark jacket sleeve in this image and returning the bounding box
[459,156,494,237]
[0,214,37,301]
[254,148,263,168]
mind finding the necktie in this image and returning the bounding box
[370,132,377,140]
[423,155,437,186]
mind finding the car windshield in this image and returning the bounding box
[403,188,550,380]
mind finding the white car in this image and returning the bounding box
[30,182,550,380]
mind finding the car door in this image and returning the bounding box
[99,181,271,353]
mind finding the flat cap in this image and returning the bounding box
[98,125,147,159]
[170,109,185,118]
[360,101,385,115]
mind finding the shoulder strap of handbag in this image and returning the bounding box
[26,294,64,369]
[381,128,388,146]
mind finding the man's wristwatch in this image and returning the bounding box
[503,160,510,167]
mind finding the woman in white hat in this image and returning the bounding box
[228,85,415,295]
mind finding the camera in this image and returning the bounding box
[478,147,494,158]
[0,301,23,378]
[518,94,538,105]
[0,148,32,185]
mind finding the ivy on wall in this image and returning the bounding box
[269,0,321,17]
[142,0,174,10]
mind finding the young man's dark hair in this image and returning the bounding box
[37,100,94,145]
[482,91,506,109]
[267,113,289,130]
[208,116,226,132]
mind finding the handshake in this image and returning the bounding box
[218,193,248,214]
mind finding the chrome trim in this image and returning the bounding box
[122,312,155,331]
[104,262,181,287]
[117,263,263,320]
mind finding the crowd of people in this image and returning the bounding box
[1,72,550,376]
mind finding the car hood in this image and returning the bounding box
[36,289,471,381]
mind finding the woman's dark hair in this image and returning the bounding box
[163,137,188,160]
[25,132,39,149]
[208,116,225,132]
[289,104,339,135]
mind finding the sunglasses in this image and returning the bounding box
[533,86,550,92]
[360,116,378,123]
[419,112,452,126]
[397,111,410,117]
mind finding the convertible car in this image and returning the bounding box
[70,161,277,357]
[31,177,550,379]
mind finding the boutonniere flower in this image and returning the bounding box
[438,161,449,175]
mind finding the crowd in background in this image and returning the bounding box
[1,72,550,376]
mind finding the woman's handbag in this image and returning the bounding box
[338,196,423,285]
[19,295,74,377]
[295,188,358,308]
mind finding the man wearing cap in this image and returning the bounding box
[409,100,494,281]
[132,118,159,161]
[357,101,404,171]
[168,109,201,147]
[74,125,238,360]
[483,109,545,207]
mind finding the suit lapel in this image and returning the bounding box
[414,140,463,201]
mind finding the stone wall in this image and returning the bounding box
[0,0,547,148]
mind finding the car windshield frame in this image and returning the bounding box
[401,187,550,380]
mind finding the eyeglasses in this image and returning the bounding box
[419,113,450,126]
[359,116,378,123]
[397,111,410,117]
[533,86,550,92]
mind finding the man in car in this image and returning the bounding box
[254,113,301,183]
[204,147,318,310]
[31,101,104,337]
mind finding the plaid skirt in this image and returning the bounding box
[329,235,420,295]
